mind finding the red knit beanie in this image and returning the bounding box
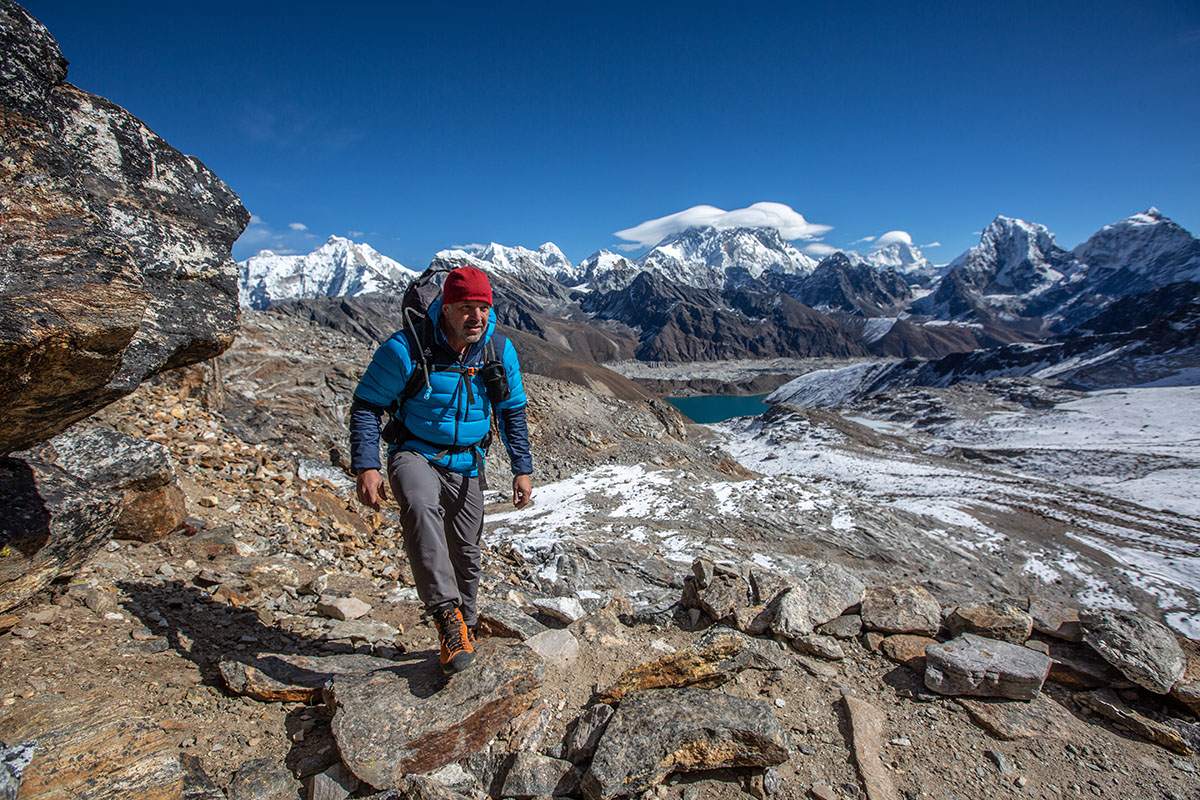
[442,266,493,306]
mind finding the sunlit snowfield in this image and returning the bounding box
[488,384,1200,637]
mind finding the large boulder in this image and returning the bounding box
[324,640,544,789]
[0,456,120,613]
[581,688,789,800]
[27,427,186,542]
[0,0,248,456]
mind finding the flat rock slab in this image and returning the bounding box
[956,694,1081,740]
[582,687,788,800]
[478,600,548,641]
[1081,610,1185,694]
[220,652,398,702]
[1075,689,1193,755]
[844,696,901,800]
[525,628,580,665]
[946,602,1033,644]
[597,627,785,703]
[0,692,182,800]
[324,639,544,788]
[925,633,1051,701]
[861,583,941,637]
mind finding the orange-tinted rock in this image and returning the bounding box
[880,634,938,674]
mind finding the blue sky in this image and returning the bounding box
[24,1,1200,267]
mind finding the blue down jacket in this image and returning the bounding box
[349,297,531,477]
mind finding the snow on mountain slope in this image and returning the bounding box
[865,239,936,277]
[1070,207,1200,298]
[238,236,416,309]
[565,249,641,291]
[947,215,1082,296]
[436,241,572,285]
[712,387,1200,633]
[635,226,819,290]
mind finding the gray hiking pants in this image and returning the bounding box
[387,449,484,627]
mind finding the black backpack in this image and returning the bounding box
[381,263,510,446]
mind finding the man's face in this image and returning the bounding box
[442,301,491,350]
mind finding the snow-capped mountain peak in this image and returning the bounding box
[435,241,574,284]
[1072,207,1200,287]
[238,236,416,309]
[635,225,819,290]
[947,215,1081,295]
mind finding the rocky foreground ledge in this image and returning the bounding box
[4,502,1200,800]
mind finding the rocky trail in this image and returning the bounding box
[3,313,1200,800]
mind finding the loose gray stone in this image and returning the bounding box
[534,596,586,623]
[817,614,863,639]
[925,633,1052,701]
[317,596,372,621]
[525,628,580,665]
[0,739,36,800]
[598,627,787,702]
[307,762,359,800]
[478,600,549,641]
[227,757,298,800]
[326,619,399,645]
[946,602,1033,644]
[564,703,616,764]
[1081,610,1186,694]
[985,749,1014,775]
[500,752,580,798]
[861,583,941,636]
[790,633,845,661]
[769,563,865,638]
[582,688,789,800]
[32,427,186,543]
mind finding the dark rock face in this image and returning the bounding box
[0,456,121,613]
[0,0,248,455]
[583,272,868,361]
[791,253,913,316]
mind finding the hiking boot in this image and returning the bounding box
[433,606,474,674]
[467,625,477,647]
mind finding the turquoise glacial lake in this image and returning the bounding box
[665,393,771,424]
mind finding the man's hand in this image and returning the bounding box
[513,474,532,509]
[356,468,387,509]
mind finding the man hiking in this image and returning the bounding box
[349,265,532,674]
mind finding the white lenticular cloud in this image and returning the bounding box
[849,235,876,245]
[803,243,839,257]
[347,229,364,238]
[920,241,942,248]
[289,222,308,231]
[869,230,913,250]
[249,214,266,226]
[614,202,832,248]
